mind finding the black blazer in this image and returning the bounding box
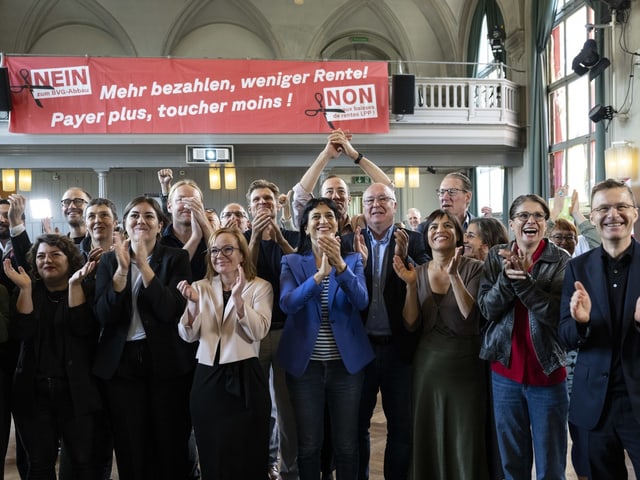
[93,242,194,380]
[12,282,102,418]
[560,241,640,428]
[344,226,429,362]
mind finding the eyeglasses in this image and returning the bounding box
[363,195,395,206]
[436,188,467,197]
[591,203,636,215]
[61,198,88,207]
[550,234,576,242]
[511,212,547,222]
[209,246,238,257]
[221,211,247,219]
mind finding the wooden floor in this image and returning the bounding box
[3,394,636,479]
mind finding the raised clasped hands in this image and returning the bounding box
[317,234,345,270]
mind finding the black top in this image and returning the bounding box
[244,229,299,330]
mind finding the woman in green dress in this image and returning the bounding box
[393,209,489,480]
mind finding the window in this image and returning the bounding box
[473,14,505,219]
[547,1,595,205]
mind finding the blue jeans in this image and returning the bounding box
[491,372,568,480]
[358,344,412,480]
[287,360,363,480]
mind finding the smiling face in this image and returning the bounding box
[85,204,116,244]
[406,208,421,230]
[249,187,279,220]
[438,176,471,223]
[209,232,244,276]
[125,201,163,244]
[321,177,350,218]
[362,183,397,236]
[61,188,90,228]
[305,203,339,245]
[590,187,638,246]
[549,227,577,255]
[427,213,457,253]
[35,243,70,285]
[463,222,488,260]
[509,199,547,251]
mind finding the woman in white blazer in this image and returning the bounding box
[177,227,273,480]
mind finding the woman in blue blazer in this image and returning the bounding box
[278,197,373,480]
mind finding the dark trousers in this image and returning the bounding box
[105,340,193,480]
[14,378,96,480]
[0,341,25,479]
[357,344,412,480]
[587,392,640,480]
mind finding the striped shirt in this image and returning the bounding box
[310,276,340,361]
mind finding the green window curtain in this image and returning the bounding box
[528,0,558,198]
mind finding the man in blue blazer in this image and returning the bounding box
[343,182,428,480]
[560,178,640,479]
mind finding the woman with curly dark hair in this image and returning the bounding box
[3,234,101,479]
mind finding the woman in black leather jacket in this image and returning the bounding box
[478,194,570,480]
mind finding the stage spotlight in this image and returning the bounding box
[589,104,616,123]
[572,39,610,81]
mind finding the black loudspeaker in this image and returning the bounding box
[391,74,415,115]
[0,68,11,111]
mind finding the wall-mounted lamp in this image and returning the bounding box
[394,167,406,188]
[18,169,31,191]
[224,167,237,190]
[1,169,15,191]
[209,167,221,190]
[605,141,639,180]
[408,167,420,188]
[572,39,610,81]
[589,104,616,123]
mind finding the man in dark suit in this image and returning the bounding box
[343,182,428,480]
[560,178,640,479]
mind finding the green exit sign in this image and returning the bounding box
[350,36,369,43]
[352,176,371,185]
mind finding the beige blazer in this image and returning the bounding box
[178,276,273,366]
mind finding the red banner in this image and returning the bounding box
[5,57,389,134]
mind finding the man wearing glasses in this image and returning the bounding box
[560,178,640,479]
[60,187,91,244]
[220,203,250,232]
[346,182,428,480]
[419,172,474,234]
